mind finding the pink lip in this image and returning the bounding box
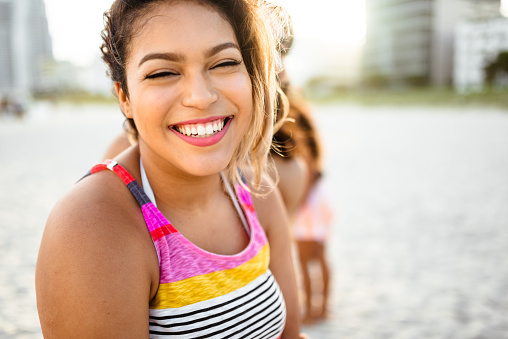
[169,116,233,147]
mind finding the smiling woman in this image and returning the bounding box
[36,0,305,338]
[111,3,255,180]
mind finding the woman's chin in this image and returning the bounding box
[180,159,231,178]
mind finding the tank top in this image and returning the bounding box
[86,160,287,338]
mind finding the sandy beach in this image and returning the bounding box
[1,102,507,338]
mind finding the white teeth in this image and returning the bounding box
[174,118,228,138]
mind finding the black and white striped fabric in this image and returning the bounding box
[149,273,286,338]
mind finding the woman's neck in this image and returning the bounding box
[137,146,224,213]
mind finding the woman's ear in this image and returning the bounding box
[115,82,132,119]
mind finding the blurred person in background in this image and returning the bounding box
[271,28,333,325]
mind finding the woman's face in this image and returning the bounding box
[118,1,253,177]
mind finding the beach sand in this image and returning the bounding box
[1,102,507,338]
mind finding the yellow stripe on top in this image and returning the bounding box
[151,244,270,309]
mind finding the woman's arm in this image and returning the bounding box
[252,176,302,339]
[271,155,309,221]
[36,173,158,338]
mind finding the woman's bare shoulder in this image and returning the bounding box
[45,147,143,243]
[46,170,139,238]
[36,168,158,337]
[39,168,152,277]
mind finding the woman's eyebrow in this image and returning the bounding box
[138,52,184,67]
[205,42,241,58]
[138,42,240,67]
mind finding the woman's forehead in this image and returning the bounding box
[134,1,231,35]
[129,2,237,53]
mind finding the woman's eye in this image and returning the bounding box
[145,71,178,79]
[212,60,242,69]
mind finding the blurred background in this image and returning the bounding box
[1,0,508,338]
[4,0,508,107]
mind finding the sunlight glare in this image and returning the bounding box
[501,0,508,17]
[43,0,365,67]
[276,0,365,46]
[45,0,113,66]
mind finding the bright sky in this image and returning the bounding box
[44,0,365,67]
[502,0,508,17]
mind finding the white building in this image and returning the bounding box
[283,37,363,90]
[454,17,508,92]
[0,0,53,102]
[362,0,496,87]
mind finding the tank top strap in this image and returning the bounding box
[219,172,250,236]
[234,182,256,214]
[83,159,152,208]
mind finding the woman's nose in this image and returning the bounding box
[181,72,218,109]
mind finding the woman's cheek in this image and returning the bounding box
[230,74,253,105]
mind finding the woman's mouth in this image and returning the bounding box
[172,117,231,138]
[169,116,233,147]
